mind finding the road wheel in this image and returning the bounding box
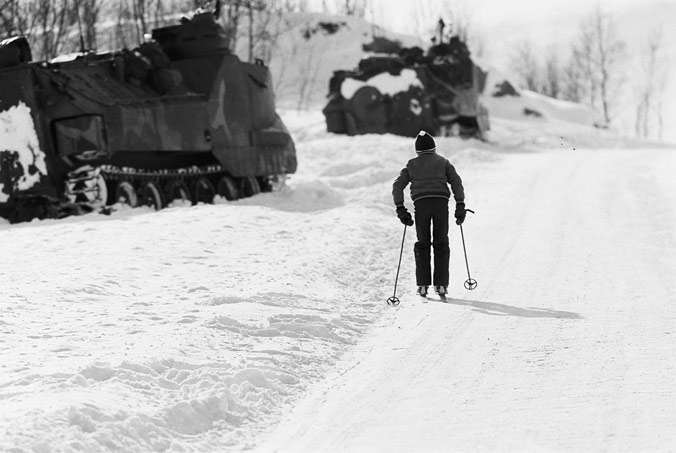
[193,177,215,204]
[217,175,239,201]
[91,173,108,208]
[449,122,461,137]
[344,112,358,136]
[165,180,191,205]
[240,176,261,198]
[141,181,164,210]
[115,181,138,207]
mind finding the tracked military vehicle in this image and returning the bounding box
[0,11,296,223]
[323,21,489,139]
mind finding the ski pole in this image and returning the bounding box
[459,209,477,290]
[387,224,407,306]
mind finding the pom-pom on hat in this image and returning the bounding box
[415,130,436,153]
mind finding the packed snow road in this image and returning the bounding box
[258,146,676,452]
[2,108,675,452]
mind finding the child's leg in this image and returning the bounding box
[414,200,433,286]
[432,200,450,287]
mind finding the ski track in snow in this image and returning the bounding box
[1,109,675,452]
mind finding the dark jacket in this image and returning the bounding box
[392,152,464,207]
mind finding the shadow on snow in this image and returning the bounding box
[438,298,582,319]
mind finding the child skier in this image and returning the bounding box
[392,131,466,298]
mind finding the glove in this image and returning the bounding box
[455,202,466,225]
[396,206,414,226]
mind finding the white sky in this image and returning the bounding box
[360,0,670,34]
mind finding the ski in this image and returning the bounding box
[424,296,449,303]
[414,287,451,303]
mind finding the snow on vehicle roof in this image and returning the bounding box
[340,68,422,99]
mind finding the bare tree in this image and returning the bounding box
[571,26,598,109]
[247,1,255,60]
[222,0,244,53]
[295,40,322,110]
[131,0,149,42]
[251,5,288,64]
[214,0,292,65]
[510,39,540,92]
[578,6,625,126]
[0,0,63,41]
[281,0,308,12]
[108,0,187,51]
[542,45,561,99]
[78,0,101,52]
[245,1,284,63]
[271,32,298,99]
[561,50,585,103]
[634,27,670,140]
[654,59,670,141]
[113,0,135,49]
[125,0,172,43]
[26,0,72,60]
[0,0,29,37]
[335,0,368,17]
[151,0,185,28]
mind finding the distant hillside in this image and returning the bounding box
[479,0,676,142]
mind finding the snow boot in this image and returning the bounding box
[435,286,447,300]
[417,286,428,297]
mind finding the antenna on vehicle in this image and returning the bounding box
[74,0,87,54]
[436,18,445,44]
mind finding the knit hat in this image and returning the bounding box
[415,130,436,153]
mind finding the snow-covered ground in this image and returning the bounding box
[259,118,676,452]
[2,105,676,452]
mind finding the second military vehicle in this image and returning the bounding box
[323,20,489,139]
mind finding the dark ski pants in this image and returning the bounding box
[413,198,450,287]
